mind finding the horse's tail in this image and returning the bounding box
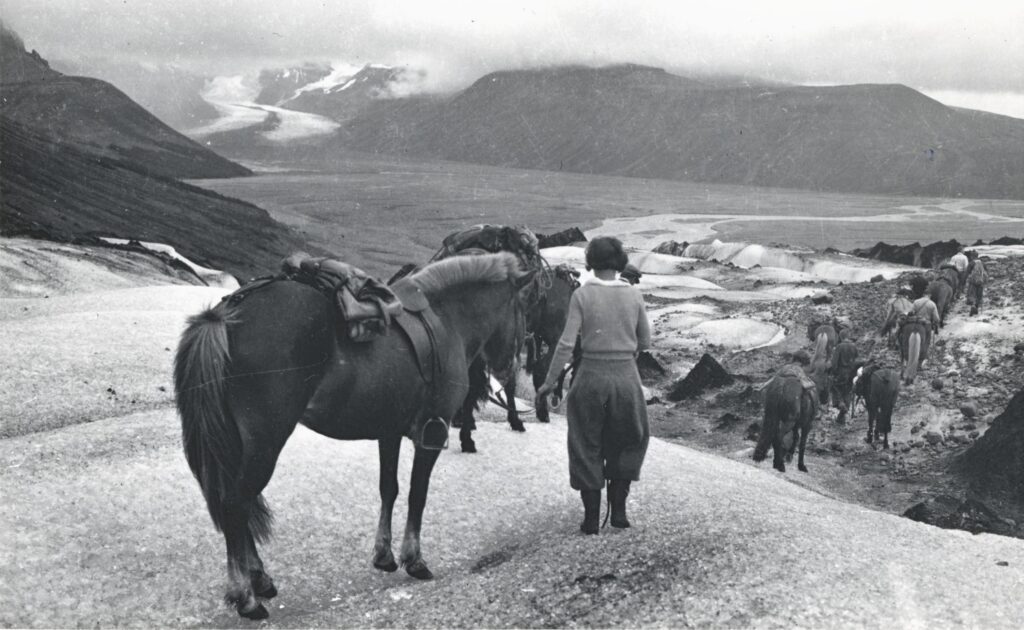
[905,331,921,384]
[811,331,828,363]
[174,305,272,541]
[754,382,782,462]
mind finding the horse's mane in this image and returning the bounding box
[408,252,522,296]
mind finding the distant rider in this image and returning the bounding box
[949,247,969,298]
[965,253,989,316]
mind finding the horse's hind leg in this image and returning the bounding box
[400,446,441,580]
[221,502,268,620]
[373,436,401,572]
[772,433,786,473]
[786,427,798,463]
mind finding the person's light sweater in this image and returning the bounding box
[542,277,651,389]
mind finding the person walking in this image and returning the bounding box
[536,237,651,534]
[965,255,989,316]
[830,330,859,423]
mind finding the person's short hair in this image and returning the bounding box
[585,236,628,272]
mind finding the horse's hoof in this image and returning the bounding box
[405,562,434,580]
[798,464,808,473]
[536,410,550,423]
[238,602,269,620]
[774,463,786,473]
[251,572,277,599]
[374,559,399,573]
[510,421,526,433]
[460,441,477,454]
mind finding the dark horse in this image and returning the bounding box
[753,361,827,473]
[174,254,535,619]
[928,275,955,325]
[853,366,900,448]
[451,262,578,451]
[523,264,580,423]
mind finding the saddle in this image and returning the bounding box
[390,278,450,450]
[280,254,404,343]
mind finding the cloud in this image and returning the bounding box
[3,0,1022,95]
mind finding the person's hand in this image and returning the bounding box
[535,383,554,409]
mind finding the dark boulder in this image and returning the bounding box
[666,353,734,401]
[903,495,1016,536]
[810,293,833,305]
[652,240,689,257]
[636,351,667,382]
[536,227,587,249]
[958,387,1024,502]
[989,236,1023,246]
[850,239,962,268]
[715,412,744,430]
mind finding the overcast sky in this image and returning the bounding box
[4,0,1023,116]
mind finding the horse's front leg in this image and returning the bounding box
[400,446,441,580]
[532,347,553,423]
[373,436,402,572]
[504,371,525,432]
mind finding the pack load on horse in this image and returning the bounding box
[852,364,901,448]
[174,252,535,619]
[753,362,827,473]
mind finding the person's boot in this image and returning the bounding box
[580,490,601,535]
[609,480,632,528]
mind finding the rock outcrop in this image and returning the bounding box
[666,353,734,401]
[958,388,1024,502]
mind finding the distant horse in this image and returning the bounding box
[939,266,961,301]
[853,366,900,448]
[810,323,838,364]
[753,361,827,473]
[898,316,930,384]
[174,253,535,619]
[929,276,955,325]
[523,264,580,423]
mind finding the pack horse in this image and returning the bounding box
[174,253,535,619]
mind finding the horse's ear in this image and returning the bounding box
[514,269,539,290]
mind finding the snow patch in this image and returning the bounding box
[98,238,239,289]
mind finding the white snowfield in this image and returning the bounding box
[98,238,239,289]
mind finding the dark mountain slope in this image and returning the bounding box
[0,77,249,179]
[0,21,59,83]
[0,25,247,180]
[0,116,306,280]
[339,65,1024,200]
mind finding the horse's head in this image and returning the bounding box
[523,264,580,343]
